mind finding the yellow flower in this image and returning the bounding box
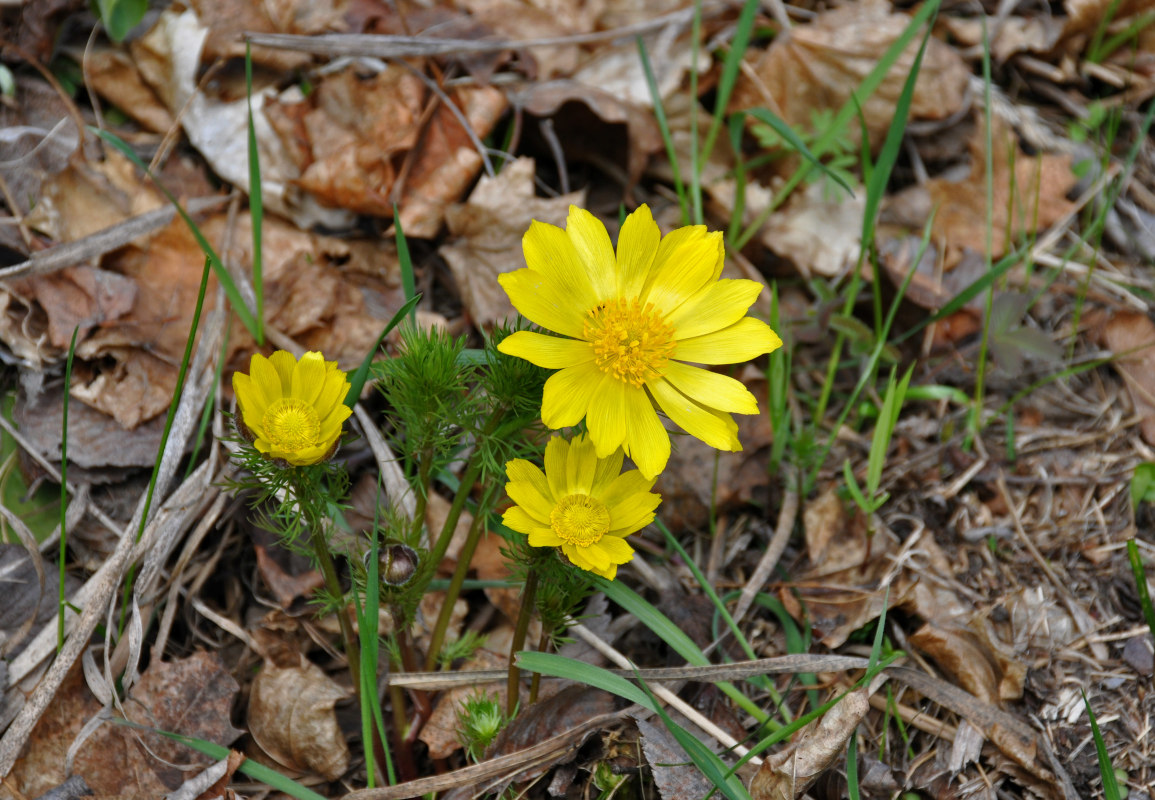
[502,434,660,580]
[497,205,783,479]
[233,350,352,466]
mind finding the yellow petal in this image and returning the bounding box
[313,370,350,417]
[522,219,599,309]
[590,447,625,496]
[623,387,669,479]
[507,479,555,523]
[600,470,656,511]
[595,535,635,563]
[641,228,723,317]
[506,458,555,506]
[529,527,564,547]
[663,362,760,415]
[233,372,269,431]
[249,353,284,401]
[616,204,660,298]
[607,489,659,536]
[650,378,741,451]
[565,541,610,571]
[268,351,297,392]
[586,377,629,458]
[498,269,589,339]
[318,403,352,443]
[666,279,765,340]
[292,352,326,405]
[544,435,571,501]
[497,331,593,369]
[565,206,617,302]
[674,317,783,365]
[540,363,600,429]
[566,433,598,495]
[502,505,539,534]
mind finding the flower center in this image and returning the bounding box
[550,494,611,547]
[583,298,676,387]
[263,398,321,452]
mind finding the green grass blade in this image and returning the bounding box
[701,0,760,164]
[91,128,262,343]
[344,294,422,408]
[116,722,328,800]
[1126,539,1155,643]
[637,38,688,225]
[745,108,854,196]
[1081,690,1122,800]
[245,43,264,336]
[58,325,78,652]
[393,205,417,324]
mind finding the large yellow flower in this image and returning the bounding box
[498,205,783,479]
[503,434,659,580]
[233,350,352,466]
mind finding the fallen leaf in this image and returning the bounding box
[909,623,1001,706]
[420,647,508,759]
[248,653,352,780]
[84,47,176,134]
[731,0,970,151]
[440,157,584,329]
[11,652,242,798]
[1089,310,1155,445]
[636,714,719,800]
[511,80,665,185]
[749,689,869,800]
[487,684,615,771]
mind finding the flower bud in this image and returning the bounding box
[380,543,419,587]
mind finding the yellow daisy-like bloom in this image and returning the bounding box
[232,350,353,466]
[497,205,783,479]
[503,434,659,580]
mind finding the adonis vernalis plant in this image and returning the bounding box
[233,350,352,466]
[503,433,660,579]
[498,204,782,478]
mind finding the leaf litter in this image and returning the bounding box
[1,0,1154,797]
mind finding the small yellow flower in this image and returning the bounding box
[497,205,783,479]
[502,434,660,580]
[233,350,352,466]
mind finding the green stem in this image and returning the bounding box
[529,626,550,705]
[427,412,505,570]
[506,569,538,717]
[410,450,433,545]
[295,474,361,701]
[424,492,493,671]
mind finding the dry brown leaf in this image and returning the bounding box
[887,116,1078,270]
[749,689,869,800]
[85,48,176,134]
[248,654,352,781]
[12,652,241,797]
[909,623,1001,706]
[1089,310,1155,445]
[440,157,584,329]
[420,648,508,759]
[189,0,337,70]
[487,684,616,773]
[758,181,866,279]
[511,80,665,185]
[731,0,969,151]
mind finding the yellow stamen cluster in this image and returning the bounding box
[263,399,321,452]
[583,298,676,387]
[550,494,611,547]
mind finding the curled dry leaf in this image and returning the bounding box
[440,157,584,329]
[248,655,352,781]
[749,689,869,800]
[486,684,616,778]
[731,0,969,150]
[636,715,719,800]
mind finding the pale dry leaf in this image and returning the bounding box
[248,656,352,781]
[749,689,869,800]
[909,623,1001,706]
[636,715,718,800]
[758,181,866,279]
[440,157,584,329]
[731,0,970,150]
[84,47,175,134]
